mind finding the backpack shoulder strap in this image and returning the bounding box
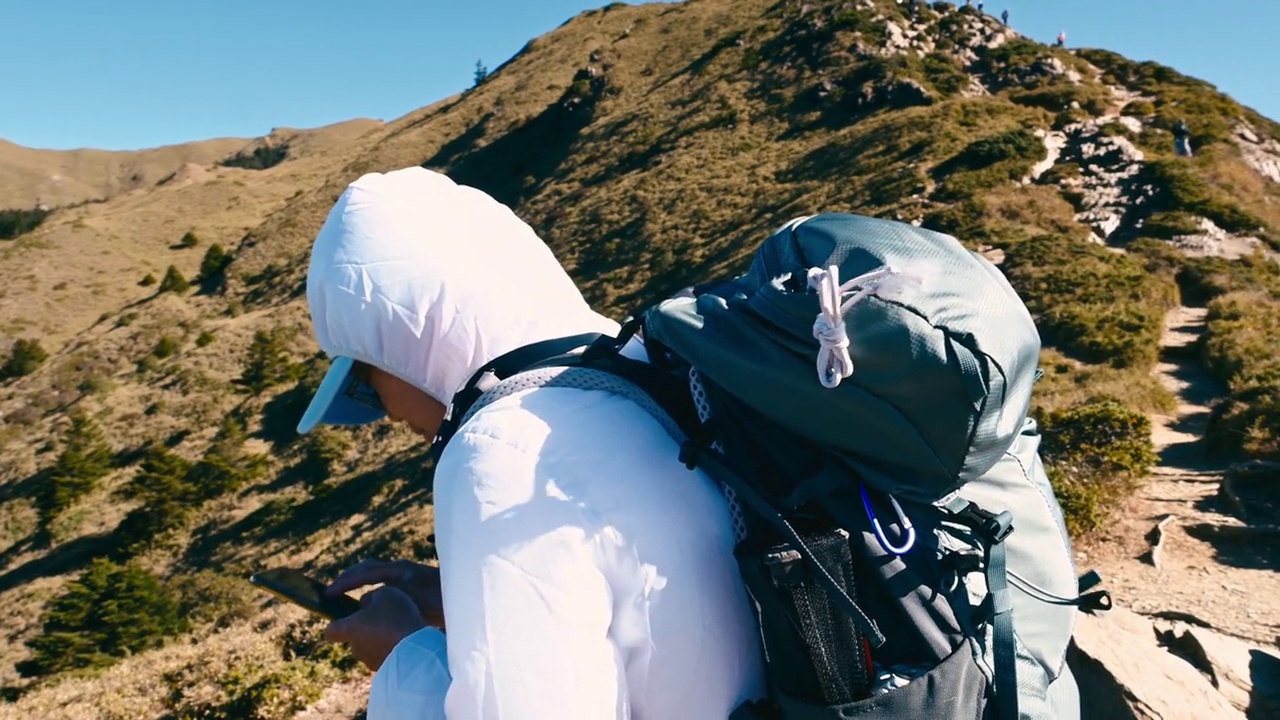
[433,332,606,450]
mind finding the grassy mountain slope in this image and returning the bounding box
[0,0,1278,715]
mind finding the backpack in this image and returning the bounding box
[434,213,1112,719]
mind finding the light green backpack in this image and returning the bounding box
[439,213,1112,719]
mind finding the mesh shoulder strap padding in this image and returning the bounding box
[459,363,887,648]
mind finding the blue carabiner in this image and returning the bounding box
[861,485,916,555]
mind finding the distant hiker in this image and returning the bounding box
[1001,8,1009,24]
[978,0,985,12]
[1056,30,1066,47]
[1174,119,1194,157]
[298,167,763,718]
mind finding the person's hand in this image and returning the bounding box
[325,558,445,629]
[325,586,427,671]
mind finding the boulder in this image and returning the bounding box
[1069,606,1244,719]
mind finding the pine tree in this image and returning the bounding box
[0,338,48,380]
[158,265,190,293]
[37,413,113,526]
[238,329,294,395]
[474,59,489,86]
[187,416,268,500]
[197,243,231,293]
[18,559,187,677]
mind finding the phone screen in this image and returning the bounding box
[249,568,361,620]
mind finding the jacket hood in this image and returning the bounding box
[305,166,619,405]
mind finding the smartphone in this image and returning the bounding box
[249,567,361,620]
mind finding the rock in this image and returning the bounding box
[1033,56,1081,84]
[1233,123,1280,184]
[1044,118,1151,241]
[1070,606,1245,719]
[1170,216,1271,260]
[852,78,933,112]
[1157,621,1280,717]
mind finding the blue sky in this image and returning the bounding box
[1,0,1276,151]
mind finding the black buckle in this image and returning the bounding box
[677,422,717,470]
[958,504,1015,543]
[1078,590,1113,614]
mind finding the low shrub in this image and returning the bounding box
[1,338,49,380]
[1003,234,1178,368]
[1036,397,1157,537]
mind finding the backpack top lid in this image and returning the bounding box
[644,213,1042,503]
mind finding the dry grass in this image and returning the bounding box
[0,0,1276,712]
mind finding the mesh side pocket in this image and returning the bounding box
[736,526,872,705]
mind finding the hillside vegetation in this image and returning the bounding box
[0,0,1278,715]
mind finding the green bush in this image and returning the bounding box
[153,336,179,359]
[0,207,51,240]
[1174,251,1280,305]
[1009,83,1110,116]
[1,338,49,380]
[37,412,113,526]
[1140,160,1266,234]
[198,243,232,293]
[196,331,217,347]
[1198,288,1280,456]
[920,53,968,97]
[219,144,289,170]
[238,330,298,396]
[1003,234,1178,368]
[1123,99,1156,116]
[922,199,988,242]
[295,429,352,493]
[186,416,269,499]
[115,419,268,556]
[178,231,199,248]
[172,570,260,630]
[1038,162,1081,185]
[948,128,1044,171]
[139,272,157,287]
[113,447,195,557]
[158,265,191,294]
[1138,210,1202,239]
[1036,398,1157,537]
[17,558,187,677]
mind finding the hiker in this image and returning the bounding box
[302,168,1098,720]
[1001,8,1009,24]
[1056,30,1066,47]
[1174,119,1194,157]
[297,167,764,718]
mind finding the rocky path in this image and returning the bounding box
[1078,306,1280,642]
[1070,306,1280,718]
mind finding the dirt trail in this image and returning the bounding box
[1077,306,1280,647]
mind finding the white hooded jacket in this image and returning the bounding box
[304,167,765,718]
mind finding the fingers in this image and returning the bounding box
[324,615,353,644]
[325,558,400,596]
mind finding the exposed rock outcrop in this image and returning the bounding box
[1040,117,1154,241]
[1234,123,1280,184]
[1070,607,1248,719]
